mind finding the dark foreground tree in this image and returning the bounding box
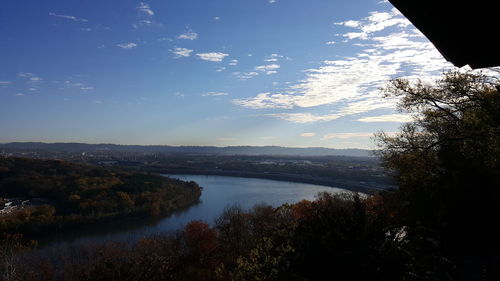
[375,71,500,279]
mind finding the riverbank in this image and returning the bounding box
[0,157,202,238]
[156,168,393,194]
[35,174,345,250]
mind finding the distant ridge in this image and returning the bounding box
[0,142,373,157]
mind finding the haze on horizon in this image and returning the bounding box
[0,0,454,149]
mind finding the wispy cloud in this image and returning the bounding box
[178,29,198,40]
[267,113,342,123]
[357,113,412,122]
[170,47,193,58]
[61,80,94,91]
[18,72,43,83]
[255,64,280,75]
[233,72,259,80]
[334,20,361,28]
[196,52,229,62]
[137,2,154,16]
[261,136,277,140]
[334,9,410,40]
[133,20,153,29]
[117,43,137,49]
[233,7,452,123]
[321,132,374,140]
[0,81,11,86]
[48,12,88,22]
[233,92,293,109]
[202,92,229,97]
[264,54,283,62]
[300,133,316,137]
[213,16,221,21]
[228,59,238,66]
[18,72,34,78]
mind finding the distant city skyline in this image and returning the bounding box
[0,0,455,149]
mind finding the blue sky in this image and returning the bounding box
[0,0,454,148]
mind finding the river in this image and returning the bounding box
[40,174,352,251]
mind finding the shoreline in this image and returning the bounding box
[152,168,394,194]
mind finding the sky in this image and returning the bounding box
[0,0,456,149]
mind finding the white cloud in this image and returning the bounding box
[321,132,374,140]
[335,9,411,40]
[80,28,92,32]
[117,43,137,49]
[357,113,413,123]
[233,92,295,109]
[216,66,226,72]
[326,41,337,45]
[137,2,154,16]
[48,12,88,22]
[264,54,283,62]
[267,113,342,123]
[133,20,153,29]
[233,8,452,123]
[214,16,221,21]
[300,133,316,137]
[80,86,94,91]
[335,20,361,28]
[266,71,277,75]
[261,136,276,140]
[196,52,229,62]
[178,29,198,40]
[228,59,238,66]
[174,92,185,97]
[18,72,35,78]
[233,71,259,80]
[16,93,25,96]
[18,72,43,83]
[268,0,277,3]
[0,81,11,85]
[255,64,280,72]
[202,92,229,97]
[170,47,193,58]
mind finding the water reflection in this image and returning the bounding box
[41,175,348,250]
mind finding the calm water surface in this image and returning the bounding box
[42,175,350,250]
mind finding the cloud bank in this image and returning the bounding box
[233,8,452,123]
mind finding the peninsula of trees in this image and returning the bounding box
[0,157,201,236]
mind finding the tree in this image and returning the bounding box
[375,71,500,272]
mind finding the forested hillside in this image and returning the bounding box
[0,157,201,235]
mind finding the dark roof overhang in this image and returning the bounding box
[388,0,500,69]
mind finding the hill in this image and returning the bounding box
[0,142,372,157]
[0,157,201,236]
